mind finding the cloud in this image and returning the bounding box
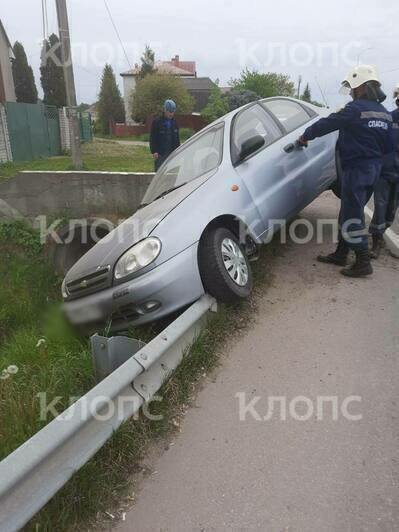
[2,0,398,107]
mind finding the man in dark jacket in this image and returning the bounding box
[297,65,393,278]
[368,85,399,258]
[150,99,180,171]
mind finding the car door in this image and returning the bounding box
[232,102,310,241]
[263,98,336,201]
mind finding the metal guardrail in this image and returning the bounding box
[0,295,216,532]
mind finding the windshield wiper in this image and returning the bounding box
[151,182,188,203]
[139,182,188,209]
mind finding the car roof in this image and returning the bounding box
[207,96,320,129]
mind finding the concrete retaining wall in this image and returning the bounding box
[0,171,155,222]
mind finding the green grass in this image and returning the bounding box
[0,221,93,459]
[0,219,282,531]
[0,140,153,180]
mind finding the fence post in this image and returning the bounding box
[59,107,71,152]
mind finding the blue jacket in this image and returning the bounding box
[303,99,393,169]
[392,108,399,169]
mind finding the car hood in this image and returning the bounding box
[64,172,214,281]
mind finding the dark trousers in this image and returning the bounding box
[369,173,399,237]
[339,160,382,250]
[154,154,167,172]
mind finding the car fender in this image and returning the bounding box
[150,166,263,267]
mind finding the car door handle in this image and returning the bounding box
[284,143,296,153]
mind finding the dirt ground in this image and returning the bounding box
[113,192,399,532]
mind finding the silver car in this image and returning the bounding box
[63,97,338,332]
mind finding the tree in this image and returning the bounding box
[202,82,229,122]
[229,68,295,98]
[40,34,66,107]
[131,73,194,123]
[77,103,91,112]
[226,89,260,111]
[12,41,38,103]
[97,64,125,134]
[301,83,312,103]
[138,45,156,79]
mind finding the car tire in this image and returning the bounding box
[198,227,253,303]
[330,149,342,199]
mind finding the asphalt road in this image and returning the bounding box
[116,192,399,532]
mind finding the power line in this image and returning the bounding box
[44,0,49,37]
[103,0,132,69]
[382,67,399,75]
[314,76,329,108]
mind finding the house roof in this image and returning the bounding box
[121,60,195,78]
[0,19,14,57]
[165,59,196,75]
[181,77,216,91]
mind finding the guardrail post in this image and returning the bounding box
[91,334,146,381]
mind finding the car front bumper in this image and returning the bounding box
[63,243,205,332]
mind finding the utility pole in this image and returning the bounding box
[297,75,302,100]
[55,0,82,169]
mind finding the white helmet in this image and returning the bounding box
[340,64,380,95]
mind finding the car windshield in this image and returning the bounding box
[142,124,224,205]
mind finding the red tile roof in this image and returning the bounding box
[121,56,196,77]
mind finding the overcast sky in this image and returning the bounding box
[2,0,398,109]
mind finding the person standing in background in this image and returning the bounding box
[150,99,180,171]
[369,84,399,258]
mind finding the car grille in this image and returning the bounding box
[111,304,141,326]
[66,266,112,299]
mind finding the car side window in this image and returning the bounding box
[231,104,282,164]
[262,99,312,133]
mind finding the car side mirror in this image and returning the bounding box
[239,135,265,161]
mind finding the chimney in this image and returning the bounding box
[172,54,180,65]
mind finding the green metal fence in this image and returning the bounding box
[5,102,61,162]
[79,112,93,143]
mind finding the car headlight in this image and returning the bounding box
[114,237,161,280]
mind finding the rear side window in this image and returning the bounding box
[231,104,282,164]
[262,99,311,133]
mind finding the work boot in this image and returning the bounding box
[370,234,383,260]
[317,239,349,266]
[341,249,373,277]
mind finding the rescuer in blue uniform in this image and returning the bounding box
[368,84,399,258]
[150,99,180,172]
[297,65,393,278]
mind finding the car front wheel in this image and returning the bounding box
[198,227,253,303]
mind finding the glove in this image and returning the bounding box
[296,136,308,148]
